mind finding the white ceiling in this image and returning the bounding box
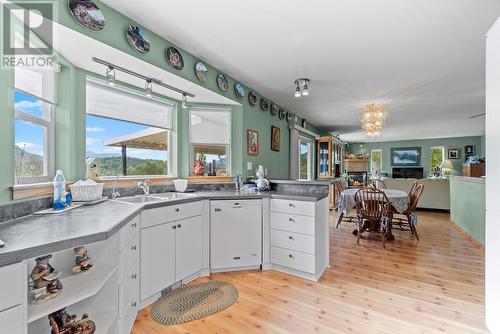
[103,0,499,142]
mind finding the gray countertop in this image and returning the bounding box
[0,190,327,267]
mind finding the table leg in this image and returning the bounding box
[336,212,344,228]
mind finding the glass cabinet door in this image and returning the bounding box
[318,141,330,177]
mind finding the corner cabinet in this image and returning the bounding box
[317,136,345,179]
[140,202,203,302]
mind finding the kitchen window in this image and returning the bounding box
[189,108,231,176]
[85,80,174,177]
[14,67,54,184]
[370,149,383,175]
[430,146,445,173]
[298,138,312,181]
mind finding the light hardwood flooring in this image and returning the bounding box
[131,210,486,334]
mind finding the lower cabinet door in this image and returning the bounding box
[0,305,24,334]
[175,215,203,281]
[140,222,176,300]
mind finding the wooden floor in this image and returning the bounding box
[131,210,486,334]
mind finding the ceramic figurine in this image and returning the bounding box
[193,153,206,176]
[48,308,96,334]
[29,254,63,304]
[72,246,93,274]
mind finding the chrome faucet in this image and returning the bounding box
[111,174,121,199]
[138,179,151,195]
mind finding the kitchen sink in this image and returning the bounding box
[112,192,196,204]
[153,192,197,199]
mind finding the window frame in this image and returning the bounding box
[298,136,313,181]
[188,107,232,177]
[370,149,383,174]
[430,146,445,172]
[14,89,54,185]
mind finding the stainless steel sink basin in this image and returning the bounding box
[112,195,165,204]
[153,192,197,199]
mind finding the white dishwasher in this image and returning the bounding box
[210,199,262,271]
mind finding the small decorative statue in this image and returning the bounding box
[29,254,63,304]
[72,246,93,274]
[255,166,270,191]
[48,308,96,334]
[193,153,206,176]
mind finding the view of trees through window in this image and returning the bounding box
[370,149,382,175]
[86,115,170,177]
[430,146,444,173]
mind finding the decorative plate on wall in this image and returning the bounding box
[286,111,292,123]
[270,104,279,116]
[195,62,208,82]
[126,25,150,54]
[234,83,245,99]
[260,98,269,111]
[248,91,257,107]
[166,47,184,70]
[68,0,106,32]
[278,109,286,120]
[217,74,229,92]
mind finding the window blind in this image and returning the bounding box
[15,66,54,103]
[190,108,230,144]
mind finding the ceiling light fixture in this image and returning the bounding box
[106,66,115,86]
[360,103,389,138]
[182,93,188,109]
[145,79,153,98]
[294,78,310,97]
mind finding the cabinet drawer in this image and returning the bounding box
[0,305,24,333]
[271,229,315,254]
[271,247,315,274]
[0,262,25,311]
[141,201,202,228]
[271,212,315,235]
[119,260,139,316]
[120,289,139,334]
[271,199,315,217]
[119,215,140,252]
[119,233,140,283]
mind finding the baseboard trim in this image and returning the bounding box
[448,220,484,251]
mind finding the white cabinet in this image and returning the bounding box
[175,216,203,281]
[210,200,262,270]
[140,222,176,300]
[0,305,25,334]
[140,203,203,302]
[0,262,26,334]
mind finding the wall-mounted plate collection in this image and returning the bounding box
[234,83,245,99]
[278,109,286,120]
[270,104,278,116]
[248,92,257,107]
[260,98,269,111]
[195,62,208,83]
[286,111,293,123]
[166,47,184,70]
[126,25,150,54]
[68,0,106,32]
[217,74,229,92]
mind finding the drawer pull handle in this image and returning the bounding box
[172,225,177,229]
[175,208,180,212]
[177,224,181,228]
[289,218,294,222]
[131,222,137,228]
[131,245,137,251]
[289,203,294,207]
[131,301,137,307]
[214,208,222,212]
[289,254,294,258]
[289,236,294,240]
[131,273,137,279]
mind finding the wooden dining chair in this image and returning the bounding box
[335,182,356,228]
[369,179,387,190]
[392,184,424,240]
[408,180,418,196]
[354,188,392,248]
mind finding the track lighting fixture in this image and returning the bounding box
[293,78,310,97]
[182,93,188,109]
[145,79,153,98]
[106,66,115,86]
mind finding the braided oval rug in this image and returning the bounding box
[151,281,239,325]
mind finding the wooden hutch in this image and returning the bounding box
[316,136,345,209]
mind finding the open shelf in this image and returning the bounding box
[28,266,117,323]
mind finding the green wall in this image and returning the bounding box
[347,136,482,177]
[449,177,485,245]
[0,0,325,203]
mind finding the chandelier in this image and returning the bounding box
[360,103,389,138]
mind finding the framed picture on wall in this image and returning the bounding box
[448,148,461,159]
[247,129,259,156]
[465,145,476,158]
[271,126,280,151]
[391,147,421,166]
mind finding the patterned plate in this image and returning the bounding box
[126,25,150,54]
[260,98,269,111]
[248,91,257,107]
[234,83,245,99]
[195,62,208,82]
[278,109,286,120]
[217,74,229,92]
[68,0,106,32]
[270,104,278,116]
[166,47,184,70]
[286,111,293,122]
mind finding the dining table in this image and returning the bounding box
[337,187,409,239]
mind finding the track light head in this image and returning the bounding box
[145,79,152,98]
[294,81,301,97]
[182,93,188,109]
[106,66,115,86]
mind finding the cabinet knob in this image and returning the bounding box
[289,236,294,240]
[175,208,180,212]
[289,203,294,207]
[289,254,293,258]
[172,225,177,229]
[131,301,137,307]
[131,245,137,250]
[177,224,181,228]
[132,223,137,228]
[131,273,137,279]
[289,218,294,222]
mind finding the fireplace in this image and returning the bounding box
[348,171,368,187]
[392,167,424,179]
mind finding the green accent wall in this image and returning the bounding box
[0,0,325,203]
[449,177,485,245]
[347,136,483,177]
